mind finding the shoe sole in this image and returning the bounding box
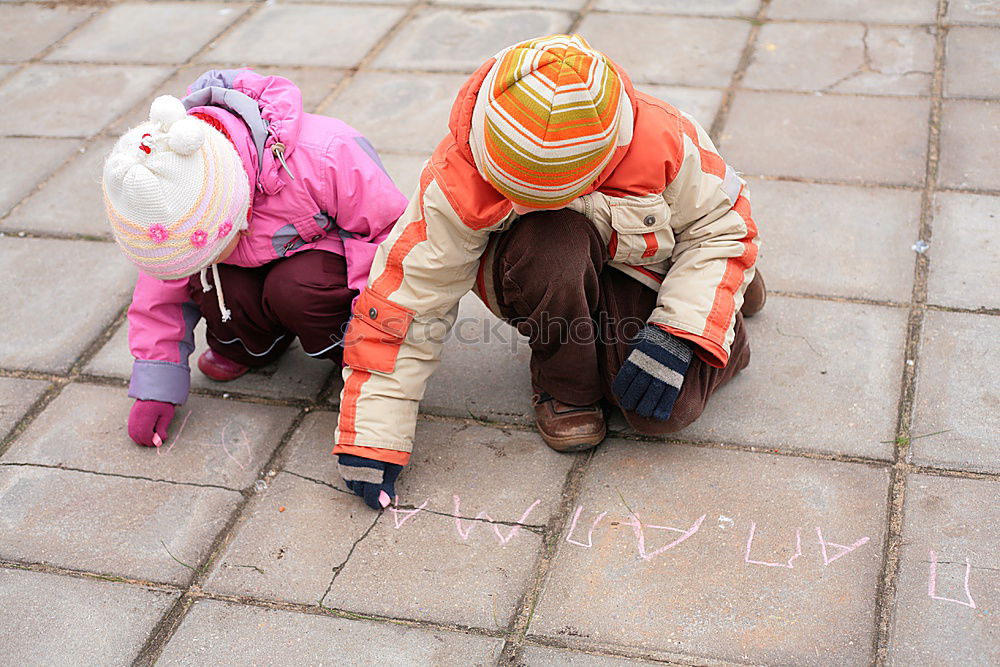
[538,424,607,453]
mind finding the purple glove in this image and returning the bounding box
[127,399,175,447]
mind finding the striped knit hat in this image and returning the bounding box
[103,95,249,281]
[470,34,633,208]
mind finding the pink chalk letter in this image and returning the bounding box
[927,550,976,609]
[389,498,428,529]
[565,506,608,548]
[626,512,706,561]
[816,527,870,566]
[744,522,802,568]
[453,496,541,545]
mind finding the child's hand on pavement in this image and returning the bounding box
[128,399,175,447]
[337,454,402,510]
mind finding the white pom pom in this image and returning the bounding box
[167,117,205,155]
[149,95,187,131]
[103,152,135,182]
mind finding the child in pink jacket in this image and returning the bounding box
[102,69,407,447]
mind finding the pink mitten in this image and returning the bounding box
[127,399,175,447]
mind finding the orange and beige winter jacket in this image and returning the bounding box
[334,60,759,465]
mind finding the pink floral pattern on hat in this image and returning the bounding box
[148,225,169,244]
[217,220,233,239]
[190,229,208,248]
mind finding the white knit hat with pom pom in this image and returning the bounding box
[102,95,249,281]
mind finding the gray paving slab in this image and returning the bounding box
[678,296,905,460]
[594,0,759,16]
[722,91,930,185]
[579,14,750,87]
[285,413,573,524]
[3,383,297,489]
[888,474,1000,666]
[325,71,465,155]
[434,0,584,7]
[159,598,504,666]
[0,465,241,584]
[0,238,135,373]
[530,440,890,665]
[87,318,332,402]
[750,179,921,302]
[421,294,533,424]
[108,63,346,138]
[201,472,377,604]
[0,4,94,62]
[324,501,545,628]
[0,137,79,218]
[927,192,1000,310]
[768,0,938,23]
[910,310,1000,474]
[521,646,668,666]
[745,23,934,96]
[945,27,1000,99]
[46,3,247,65]
[939,100,1000,191]
[949,0,1000,25]
[278,410,340,484]
[0,377,49,442]
[0,64,169,137]
[373,8,574,73]
[635,84,724,130]
[283,415,568,627]
[200,5,405,67]
[0,567,178,667]
[5,138,113,238]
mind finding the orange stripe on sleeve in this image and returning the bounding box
[701,192,758,349]
[679,116,726,179]
[337,368,371,448]
[370,167,435,298]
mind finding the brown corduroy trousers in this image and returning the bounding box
[484,209,751,435]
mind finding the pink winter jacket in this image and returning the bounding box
[127,69,408,405]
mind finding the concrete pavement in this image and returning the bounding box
[1,0,998,664]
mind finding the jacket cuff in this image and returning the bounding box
[651,323,728,369]
[129,359,191,405]
[333,443,411,466]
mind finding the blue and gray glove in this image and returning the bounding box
[337,454,403,510]
[612,325,693,421]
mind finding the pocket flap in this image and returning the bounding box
[353,287,414,340]
[609,194,671,234]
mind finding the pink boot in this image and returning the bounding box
[197,349,249,381]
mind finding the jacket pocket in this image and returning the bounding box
[343,287,415,374]
[607,194,674,265]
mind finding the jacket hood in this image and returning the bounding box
[183,69,304,196]
[447,55,640,199]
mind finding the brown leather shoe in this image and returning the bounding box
[533,392,606,452]
[741,270,767,318]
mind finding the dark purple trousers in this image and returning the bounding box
[189,250,355,366]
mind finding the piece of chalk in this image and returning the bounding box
[378,490,391,508]
[152,433,163,447]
